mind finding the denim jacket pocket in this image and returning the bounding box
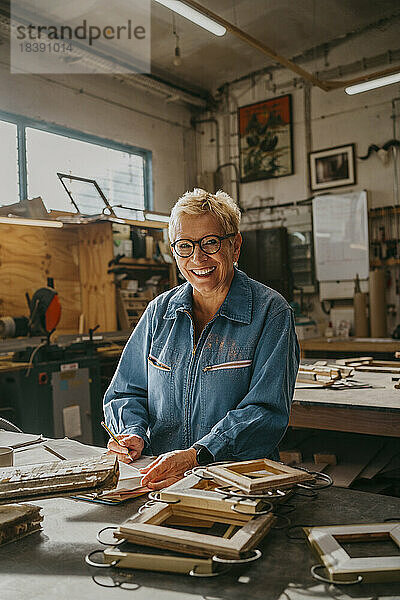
[203,359,252,372]
[147,347,180,449]
[199,359,253,430]
[148,354,171,372]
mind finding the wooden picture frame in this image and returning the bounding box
[206,459,314,493]
[304,522,400,583]
[103,542,214,575]
[159,474,262,515]
[309,144,356,191]
[238,94,294,182]
[115,501,276,559]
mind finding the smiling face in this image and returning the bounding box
[172,213,242,303]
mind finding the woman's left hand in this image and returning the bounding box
[140,448,197,490]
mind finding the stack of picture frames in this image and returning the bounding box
[86,458,332,579]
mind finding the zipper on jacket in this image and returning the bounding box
[182,309,217,447]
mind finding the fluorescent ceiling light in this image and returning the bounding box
[0,216,63,228]
[154,0,226,36]
[345,72,400,95]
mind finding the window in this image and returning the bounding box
[26,128,146,214]
[0,113,151,215]
[0,120,19,205]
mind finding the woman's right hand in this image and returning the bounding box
[107,434,144,463]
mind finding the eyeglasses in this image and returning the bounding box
[171,233,235,258]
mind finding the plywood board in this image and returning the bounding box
[0,223,81,333]
[76,223,116,332]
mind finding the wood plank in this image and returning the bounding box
[325,438,382,488]
[314,453,337,465]
[76,222,116,332]
[357,440,399,479]
[290,403,400,437]
[279,450,302,464]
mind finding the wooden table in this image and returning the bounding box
[301,337,400,360]
[291,370,400,437]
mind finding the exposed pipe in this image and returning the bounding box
[216,14,400,92]
[216,162,241,210]
[192,117,221,169]
[392,98,400,207]
[304,83,312,197]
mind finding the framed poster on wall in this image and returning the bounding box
[238,94,294,183]
[309,144,356,191]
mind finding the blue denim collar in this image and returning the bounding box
[163,268,252,324]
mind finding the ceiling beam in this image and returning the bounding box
[183,0,331,91]
[321,63,400,90]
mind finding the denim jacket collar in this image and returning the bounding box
[163,268,252,324]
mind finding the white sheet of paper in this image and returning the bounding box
[62,405,82,438]
[0,431,42,449]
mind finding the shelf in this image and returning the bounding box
[109,259,170,272]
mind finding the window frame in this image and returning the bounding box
[0,109,153,211]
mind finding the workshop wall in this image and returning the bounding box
[193,23,400,334]
[195,20,400,208]
[0,45,196,213]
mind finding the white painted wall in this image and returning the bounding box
[0,45,196,213]
[195,19,400,210]
[195,24,400,335]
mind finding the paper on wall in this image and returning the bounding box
[62,405,82,438]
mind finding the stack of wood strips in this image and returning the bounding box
[0,504,43,546]
[0,455,119,503]
[337,356,400,374]
[100,458,317,575]
[297,362,354,386]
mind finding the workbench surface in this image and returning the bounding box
[295,371,400,411]
[0,487,399,600]
[291,369,400,437]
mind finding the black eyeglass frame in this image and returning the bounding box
[171,233,236,258]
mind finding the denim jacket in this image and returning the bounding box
[104,268,300,461]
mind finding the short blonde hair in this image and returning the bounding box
[169,188,241,241]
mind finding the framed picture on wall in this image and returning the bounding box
[309,143,356,191]
[238,94,294,183]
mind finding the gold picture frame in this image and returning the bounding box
[304,522,400,583]
[206,459,314,493]
[115,501,276,559]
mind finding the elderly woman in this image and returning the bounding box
[104,188,299,489]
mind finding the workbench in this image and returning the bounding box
[291,370,400,437]
[301,337,400,360]
[0,487,399,600]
